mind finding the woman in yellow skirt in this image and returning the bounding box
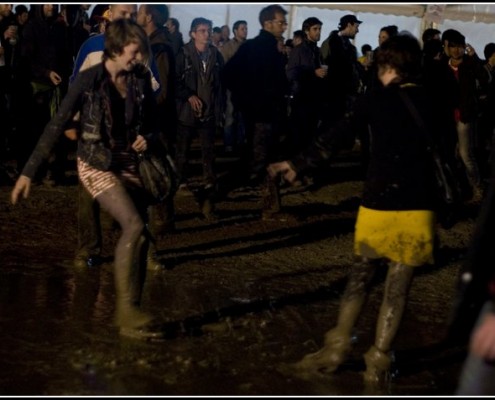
[268,33,441,386]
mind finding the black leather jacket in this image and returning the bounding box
[22,62,160,178]
[175,41,225,127]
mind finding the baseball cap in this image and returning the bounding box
[339,14,363,29]
[93,9,110,23]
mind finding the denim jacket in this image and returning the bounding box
[22,62,160,179]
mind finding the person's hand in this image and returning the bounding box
[470,312,495,360]
[4,25,16,40]
[11,175,32,205]
[64,128,78,141]
[315,66,328,78]
[132,134,148,153]
[49,71,62,86]
[465,43,476,57]
[188,95,203,116]
[267,161,298,184]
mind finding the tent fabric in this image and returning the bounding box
[79,3,495,56]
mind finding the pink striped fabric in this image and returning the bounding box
[77,144,142,198]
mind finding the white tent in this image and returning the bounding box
[15,3,495,57]
[164,3,495,57]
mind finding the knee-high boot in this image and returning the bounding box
[363,262,414,385]
[295,258,376,373]
[261,174,281,219]
[114,232,152,329]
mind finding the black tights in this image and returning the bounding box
[96,184,149,318]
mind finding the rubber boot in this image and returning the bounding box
[261,174,281,220]
[114,233,152,329]
[148,199,176,237]
[363,262,414,385]
[145,223,164,271]
[294,259,376,374]
[363,345,392,387]
[200,183,218,221]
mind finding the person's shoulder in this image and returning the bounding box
[221,39,235,52]
[80,33,105,53]
[71,62,104,88]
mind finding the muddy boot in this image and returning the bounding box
[200,183,219,221]
[363,262,414,386]
[114,234,153,329]
[144,223,165,271]
[294,329,353,375]
[116,234,166,340]
[293,259,376,374]
[363,345,392,385]
[261,175,281,220]
[115,290,153,330]
[146,243,164,271]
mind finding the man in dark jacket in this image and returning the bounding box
[137,4,177,239]
[320,14,363,128]
[286,16,327,157]
[222,4,289,220]
[175,17,225,220]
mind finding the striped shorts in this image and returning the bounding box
[77,146,142,199]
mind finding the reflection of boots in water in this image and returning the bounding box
[363,262,414,386]
[294,259,376,374]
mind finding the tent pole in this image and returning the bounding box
[287,4,295,40]
[226,4,231,31]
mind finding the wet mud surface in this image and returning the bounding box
[0,149,477,396]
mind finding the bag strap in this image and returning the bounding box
[399,87,459,205]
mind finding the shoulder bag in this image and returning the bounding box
[137,151,178,204]
[399,89,462,228]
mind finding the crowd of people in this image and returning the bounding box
[4,3,495,393]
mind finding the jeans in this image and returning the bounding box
[457,120,481,188]
[223,90,245,150]
[175,124,216,186]
[456,301,495,395]
[244,118,282,213]
[245,120,280,181]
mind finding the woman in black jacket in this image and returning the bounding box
[11,19,165,341]
[269,33,441,387]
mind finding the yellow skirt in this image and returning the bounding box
[354,206,435,266]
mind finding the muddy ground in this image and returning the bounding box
[0,145,479,396]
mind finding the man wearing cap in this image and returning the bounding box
[320,14,364,131]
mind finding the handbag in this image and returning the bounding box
[399,89,462,228]
[137,151,178,204]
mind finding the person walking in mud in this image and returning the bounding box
[268,33,442,387]
[11,19,166,341]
